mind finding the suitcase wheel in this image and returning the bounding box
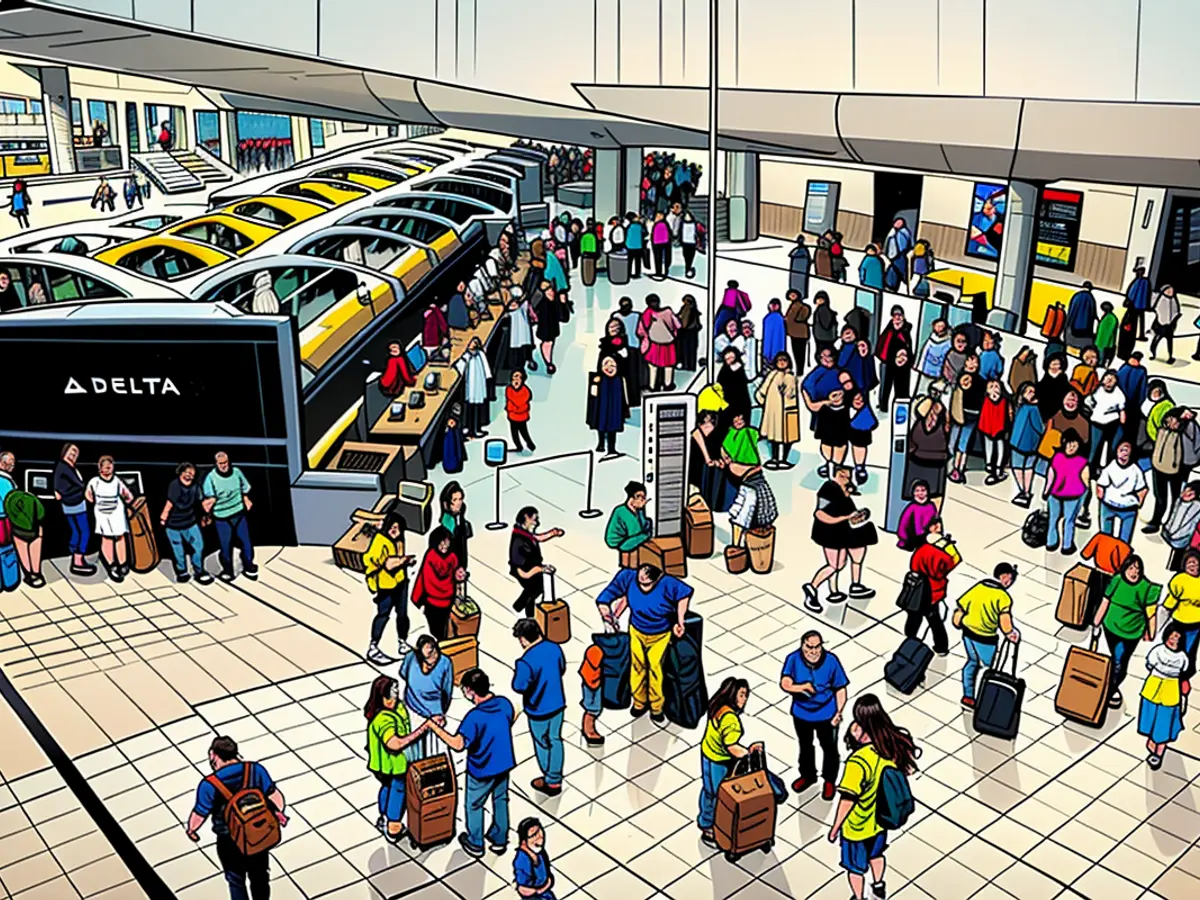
[724,851,740,863]
[761,842,772,854]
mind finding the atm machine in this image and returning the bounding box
[884,399,912,534]
[642,393,696,538]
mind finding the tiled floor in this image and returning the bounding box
[1,235,1200,900]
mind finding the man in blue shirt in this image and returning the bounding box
[780,630,849,802]
[596,564,692,724]
[186,736,287,900]
[426,667,517,858]
[513,816,556,899]
[1125,266,1151,340]
[512,618,567,796]
[624,212,645,279]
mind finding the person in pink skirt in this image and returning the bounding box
[637,293,682,392]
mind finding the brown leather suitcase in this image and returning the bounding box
[406,754,457,850]
[1054,631,1112,727]
[127,497,161,573]
[537,600,571,644]
[684,494,714,558]
[714,750,776,861]
[1056,564,1106,629]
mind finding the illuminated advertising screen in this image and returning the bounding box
[1036,188,1084,271]
[964,182,1007,260]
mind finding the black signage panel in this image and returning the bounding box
[1035,188,1085,272]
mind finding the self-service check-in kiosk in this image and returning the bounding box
[643,393,696,538]
[884,399,911,534]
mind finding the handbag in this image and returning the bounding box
[1037,427,1062,460]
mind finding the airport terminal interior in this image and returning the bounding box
[4,2,1200,899]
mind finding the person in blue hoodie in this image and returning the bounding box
[802,348,846,478]
[858,244,885,290]
[978,331,1005,383]
[624,212,645,279]
[762,297,787,365]
[1008,382,1044,508]
[839,339,879,396]
[1125,267,1151,341]
[442,405,467,474]
[512,618,567,797]
[847,390,879,485]
[1066,281,1097,350]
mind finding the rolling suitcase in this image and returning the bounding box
[1054,630,1112,727]
[1022,509,1049,549]
[884,618,934,695]
[536,570,571,643]
[663,634,706,729]
[973,641,1026,740]
[1056,564,1108,629]
[714,747,776,862]
[127,497,161,573]
[593,627,631,710]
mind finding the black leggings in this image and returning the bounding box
[370,585,410,646]
[1150,321,1178,359]
[422,604,451,641]
[1152,469,1188,526]
[905,605,949,655]
[596,431,617,453]
[510,420,534,450]
[513,576,544,618]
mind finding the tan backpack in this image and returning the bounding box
[205,763,281,856]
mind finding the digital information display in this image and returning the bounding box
[804,181,840,236]
[0,323,293,441]
[1036,188,1084,271]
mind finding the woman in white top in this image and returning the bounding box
[680,212,699,279]
[1139,623,1189,770]
[1087,370,1126,474]
[505,285,534,371]
[85,455,134,582]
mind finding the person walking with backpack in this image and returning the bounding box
[697,676,762,848]
[512,618,567,797]
[186,736,287,900]
[0,452,46,589]
[907,517,960,656]
[781,631,849,802]
[828,694,920,900]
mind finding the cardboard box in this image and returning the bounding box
[449,609,480,638]
[1057,563,1100,629]
[537,599,571,644]
[639,535,687,579]
[439,636,479,685]
[684,494,714,558]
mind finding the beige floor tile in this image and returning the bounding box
[994,861,1068,900]
[582,866,661,900]
[271,829,338,873]
[1153,866,1200,898]
[69,854,136,897]
[952,837,1016,881]
[554,842,620,884]
[0,825,46,868]
[1074,866,1143,900]
[289,855,362,898]
[0,849,64,894]
[626,845,698,889]
[153,851,220,891]
[1101,843,1170,888]
[1024,841,1092,884]
[14,875,82,900]
[441,862,507,898]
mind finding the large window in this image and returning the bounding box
[233,201,296,228]
[195,110,221,158]
[0,262,124,308]
[355,214,448,245]
[413,179,509,210]
[312,165,401,185]
[298,234,410,271]
[204,266,360,331]
[86,99,116,144]
[124,102,139,153]
[384,194,489,224]
[0,98,25,115]
[70,98,82,129]
[173,220,256,254]
[114,246,212,280]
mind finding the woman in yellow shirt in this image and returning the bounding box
[829,694,920,900]
[1165,550,1200,679]
[697,677,761,847]
[363,514,415,666]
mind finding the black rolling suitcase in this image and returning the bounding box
[594,627,631,710]
[973,641,1025,740]
[884,617,934,695]
[663,612,707,730]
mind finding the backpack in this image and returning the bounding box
[876,765,915,830]
[1040,305,1066,339]
[1021,509,1049,549]
[895,571,930,614]
[205,763,281,856]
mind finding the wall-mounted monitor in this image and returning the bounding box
[964,182,1007,261]
[1035,188,1084,272]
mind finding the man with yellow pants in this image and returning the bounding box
[596,564,693,724]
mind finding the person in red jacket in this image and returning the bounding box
[977,379,1010,487]
[411,526,464,641]
[908,517,960,655]
[506,368,535,453]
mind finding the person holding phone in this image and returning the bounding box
[801,465,879,614]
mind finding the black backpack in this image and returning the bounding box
[663,635,707,729]
[1021,510,1049,549]
[895,571,930,613]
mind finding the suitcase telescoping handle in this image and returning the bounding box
[731,745,767,778]
[990,639,1019,676]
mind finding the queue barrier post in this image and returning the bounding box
[484,449,602,531]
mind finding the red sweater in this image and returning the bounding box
[505,384,532,422]
[412,550,459,609]
[978,395,1009,438]
[910,541,959,605]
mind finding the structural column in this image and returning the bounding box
[37,66,75,176]
[592,147,641,226]
[724,151,759,242]
[992,179,1039,333]
[291,116,313,163]
[218,110,238,168]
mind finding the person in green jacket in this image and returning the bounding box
[1096,301,1119,367]
[364,675,429,843]
[722,412,762,467]
[1093,554,1160,709]
[605,481,653,556]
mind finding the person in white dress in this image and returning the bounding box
[85,455,133,583]
[454,337,494,439]
[506,285,535,372]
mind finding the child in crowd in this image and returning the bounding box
[978,379,1010,486]
[847,390,878,486]
[1139,624,1189,771]
[578,639,605,746]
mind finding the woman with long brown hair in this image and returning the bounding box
[697,676,761,848]
[829,693,919,900]
[364,675,428,843]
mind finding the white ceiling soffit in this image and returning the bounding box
[1014,101,1200,189]
[0,3,437,123]
[212,90,397,125]
[414,81,718,151]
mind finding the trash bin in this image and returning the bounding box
[607,251,630,285]
[745,526,776,574]
[581,255,597,286]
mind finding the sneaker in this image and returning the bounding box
[218,570,236,583]
[397,640,412,657]
[1063,545,1076,555]
[527,442,537,452]
[109,567,125,584]
[817,464,829,478]
[384,827,408,845]
[700,829,717,848]
[1045,544,1059,553]
[489,841,508,855]
[827,591,847,604]
[175,571,191,584]
[630,705,648,718]
[848,583,875,599]
[961,696,976,710]
[195,571,214,585]
[650,713,667,726]
[243,565,259,581]
[822,781,836,802]
[791,776,816,794]
[531,778,562,796]
[872,880,887,900]
[70,562,97,577]
[855,466,868,485]
[458,834,485,858]
[802,584,823,614]
[1108,692,1123,709]
[24,573,46,589]
[1148,754,1163,771]
[1075,515,1091,531]
[1013,493,1031,509]
[365,646,396,665]
[1142,523,1161,535]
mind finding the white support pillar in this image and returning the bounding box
[218,110,238,168]
[724,150,759,242]
[593,147,641,225]
[992,179,1040,333]
[291,116,313,163]
[37,66,75,176]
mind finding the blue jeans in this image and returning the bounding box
[1047,494,1083,549]
[528,711,565,786]
[464,772,509,850]
[377,776,407,823]
[950,420,978,456]
[581,684,602,716]
[65,511,91,556]
[961,635,998,699]
[1099,504,1138,544]
[215,836,269,900]
[214,513,254,573]
[697,755,732,830]
[166,524,205,575]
